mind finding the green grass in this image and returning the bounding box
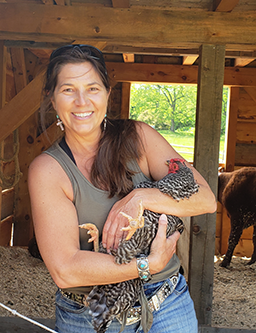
[158,130,225,163]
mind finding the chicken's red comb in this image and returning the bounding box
[165,158,186,166]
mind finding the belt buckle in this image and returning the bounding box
[126,311,141,325]
[151,294,160,311]
[116,308,141,326]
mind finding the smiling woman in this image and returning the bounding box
[28,44,215,333]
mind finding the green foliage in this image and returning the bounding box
[130,83,229,135]
[130,84,197,131]
[130,83,228,162]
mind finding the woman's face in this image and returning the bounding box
[51,61,110,139]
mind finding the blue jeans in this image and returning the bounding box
[55,274,198,333]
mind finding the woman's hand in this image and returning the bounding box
[148,214,180,274]
[102,189,143,251]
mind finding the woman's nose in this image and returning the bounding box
[75,91,90,106]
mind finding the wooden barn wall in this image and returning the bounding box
[216,86,256,259]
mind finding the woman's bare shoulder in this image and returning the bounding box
[28,152,73,198]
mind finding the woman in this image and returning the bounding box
[28,45,216,333]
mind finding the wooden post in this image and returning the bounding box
[189,44,225,325]
[0,41,7,224]
[225,87,239,172]
[120,82,131,119]
[11,47,38,246]
[219,87,239,255]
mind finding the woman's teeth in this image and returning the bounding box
[73,112,92,118]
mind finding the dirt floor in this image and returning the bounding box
[0,246,255,330]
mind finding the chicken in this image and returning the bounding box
[82,158,199,333]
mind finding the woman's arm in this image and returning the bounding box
[28,153,179,289]
[102,121,217,250]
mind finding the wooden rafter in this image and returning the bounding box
[112,0,130,8]
[106,62,256,87]
[0,41,7,225]
[213,0,240,12]
[183,55,198,65]
[55,0,66,5]
[41,0,54,4]
[0,71,44,143]
[1,4,256,50]
[234,58,255,67]
[123,53,135,63]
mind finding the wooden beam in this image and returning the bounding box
[10,48,37,246]
[0,41,7,230]
[225,87,239,172]
[106,62,256,87]
[112,0,130,7]
[183,55,198,65]
[123,53,135,63]
[55,0,65,5]
[190,44,226,325]
[213,0,240,12]
[0,41,6,109]
[41,0,54,4]
[234,58,255,67]
[1,4,256,49]
[10,48,27,92]
[120,82,131,119]
[0,71,44,143]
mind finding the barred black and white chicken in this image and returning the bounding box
[80,158,199,333]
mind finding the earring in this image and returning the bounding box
[103,115,107,131]
[56,115,64,131]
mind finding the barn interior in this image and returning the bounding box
[1,0,256,332]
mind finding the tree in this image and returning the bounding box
[130,84,197,132]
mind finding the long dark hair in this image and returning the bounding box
[41,45,143,198]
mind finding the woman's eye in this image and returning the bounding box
[63,88,73,92]
[90,87,99,92]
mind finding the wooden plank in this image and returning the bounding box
[243,87,256,105]
[225,87,239,172]
[112,0,130,7]
[176,216,190,281]
[10,48,27,93]
[120,82,131,119]
[191,44,226,325]
[11,48,37,246]
[1,188,14,220]
[183,55,198,65]
[106,62,256,87]
[213,0,240,12]
[236,122,256,144]
[123,53,134,63]
[55,0,65,5]
[0,70,44,143]
[0,40,7,234]
[105,44,256,59]
[235,143,256,166]
[1,4,256,49]
[235,58,255,67]
[0,215,13,246]
[34,123,62,157]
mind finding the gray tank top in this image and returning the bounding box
[44,142,180,292]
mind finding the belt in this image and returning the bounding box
[60,290,88,306]
[116,273,179,325]
[60,273,179,326]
